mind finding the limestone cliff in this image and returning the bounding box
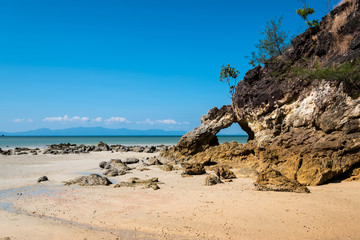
[162,0,360,187]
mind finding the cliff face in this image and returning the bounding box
[162,0,360,186]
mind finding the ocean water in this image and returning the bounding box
[0,136,248,149]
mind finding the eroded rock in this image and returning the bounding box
[183,163,206,175]
[161,1,360,187]
[254,169,310,193]
[149,157,163,165]
[64,174,112,186]
[173,105,236,156]
[123,158,140,164]
[205,175,221,186]
[114,177,160,190]
[215,166,236,179]
[37,176,48,183]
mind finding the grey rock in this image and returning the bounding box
[99,161,107,168]
[123,158,140,164]
[38,176,49,183]
[64,174,112,186]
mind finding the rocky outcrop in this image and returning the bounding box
[114,177,160,190]
[205,175,222,186]
[254,169,310,193]
[64,174,112,186]
[37,176,48,183]
[41,142,165,155]
[174,105,235,156]
[182,163,206,175]
[215,166,236,180]
[0,148,12,155]
[162,0,360,188]
[99,159,131,177]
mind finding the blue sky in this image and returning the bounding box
[0,0,339,134]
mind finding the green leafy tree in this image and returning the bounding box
[246,16,289,66]
[296,0,320,29]
[219,64,240,100]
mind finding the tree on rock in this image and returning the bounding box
[219,64,240,100]
[246,16,289,66]
[296,0,320,29]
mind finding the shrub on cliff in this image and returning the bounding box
[219,64,240,100]
[292,58,360,98]
[296,0,320,29]
[246,16,290,66]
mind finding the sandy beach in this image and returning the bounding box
[0,151,359,240]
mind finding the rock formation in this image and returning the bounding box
[175,105,235,156]
[64,174,112,186]
[254,169,310,193]
[162,0,360,189]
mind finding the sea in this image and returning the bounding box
[0,135,248,149]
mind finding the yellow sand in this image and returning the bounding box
[1,152,360,240]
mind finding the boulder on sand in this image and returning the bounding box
[64,174,112,186]
[205,175,221,186]
[123,158,140,164]
[37,176,49,183]
[182,163,206,175]
[254,169,310,193]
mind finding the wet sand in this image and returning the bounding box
[1,152,360,240]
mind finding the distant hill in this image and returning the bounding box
[0,127,187,136]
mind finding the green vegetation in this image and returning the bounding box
[246,16,290,66]
[219,64,240,100]
[292,58,360,97]
[296,0,320,29]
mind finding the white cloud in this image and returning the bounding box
[43,115,90,123]
[136,118,154,125]
[91,117,102,123]
[13,118,24,123]
[137,118,188,125]
[13,118,34,123]
[155,119,177,125]
[105,117,128,123]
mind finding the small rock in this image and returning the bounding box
[97,141,110,151]
[205,175,221,186]
[110,159,122,164]
[123,158,139,164]
[149,157,163,165]
[215,166,236,179]
[108,169,118,177]
[162,164,173,171]
[99,161,107,168]
[150,183,160,190]
[138,167,150,171]
[254,169,310,193]
[64,174,112,186]
[183,163,206,175]
[37,176,48,183]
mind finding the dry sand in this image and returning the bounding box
[1,151,360,240]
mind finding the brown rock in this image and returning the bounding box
[161,1,360,188]
[114,177,160,190]
[183,163,206,175]
[254,169,310,193]
[149,157,163,165]
[205,175,221,186]
[215,166,236,179]
[162,164,173,171]
[64,174,112,186]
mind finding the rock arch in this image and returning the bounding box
[175,105,253,156]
